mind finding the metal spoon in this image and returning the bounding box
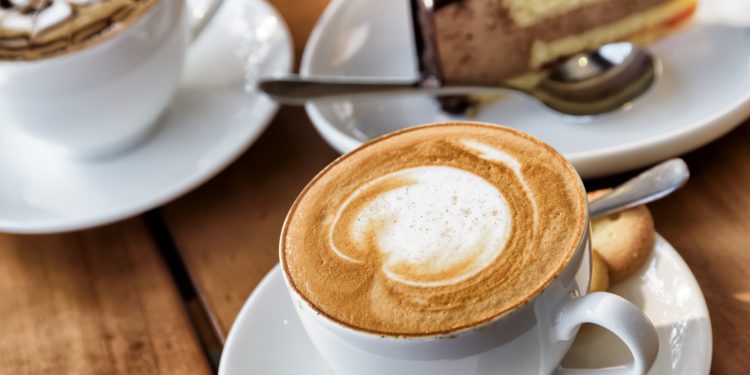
[259,42,656,116]
[589,158,689,218]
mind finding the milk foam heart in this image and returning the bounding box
[0,1,75,34]
[330,165,512,286]
[282,123,587,336]
[0,0,156,60]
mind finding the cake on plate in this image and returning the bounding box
[411,0,697,111]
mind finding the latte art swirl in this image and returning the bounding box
[0,0,156,60]
[282,123,586,336]
[1,0,92,34]
[330,165,514,287]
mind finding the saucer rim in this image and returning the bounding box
[219,234,713,375]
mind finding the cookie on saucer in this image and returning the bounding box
[589,250,610,292]
[587,189,655,284]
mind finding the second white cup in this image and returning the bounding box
[0,0,222,158]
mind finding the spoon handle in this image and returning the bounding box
[258,76,508,105]
[589,158,690,218]
[258,77,418,104]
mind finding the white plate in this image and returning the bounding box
[0,0,292,234]
[301,0,750,178]
[219,235,712,375]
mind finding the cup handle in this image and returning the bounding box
[552,292,659,375]
[187,0,225,41]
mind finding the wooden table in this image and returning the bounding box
[1,1,748,374]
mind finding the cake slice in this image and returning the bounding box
[411,0,697,111]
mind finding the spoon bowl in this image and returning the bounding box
[534,43,657,116]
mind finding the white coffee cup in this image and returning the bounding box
[282,204,659,374]
[0,0,223,158]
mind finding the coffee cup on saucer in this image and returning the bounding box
[280,122,659,375]
[0,0,223,158]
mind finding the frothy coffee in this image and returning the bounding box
[281,123,587,336]
[0,0,156,61]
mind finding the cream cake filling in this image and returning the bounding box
[503,0,604,27]
[530,0,697,69]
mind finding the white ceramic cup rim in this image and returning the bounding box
[279,121,592,341]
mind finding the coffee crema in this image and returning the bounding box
[281,123,587,336]
[0,0,156,61]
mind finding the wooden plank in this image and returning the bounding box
[268,0,331,65]
[649,122,750,375]
[161,107,338,340]
[0,219,212,375]
[157,0,335,343]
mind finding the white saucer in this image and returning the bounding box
[219,235,712,375]
[0,0,292,233]
[301,0,750,178]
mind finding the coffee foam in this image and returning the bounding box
[330,165,512,287]
[282,123,587,336]
[461,139,539,224]
[0,0,156,61]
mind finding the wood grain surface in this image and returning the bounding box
[269,0,331,65]
[158,0,337,341]
[650,123,750,374]
[161,108,338,340]
[0,220,211,375]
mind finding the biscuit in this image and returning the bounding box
[589,250,609,292]
[587,189,655,284]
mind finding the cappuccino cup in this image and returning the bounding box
[0,0,223,157]
[280,122,659,375]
